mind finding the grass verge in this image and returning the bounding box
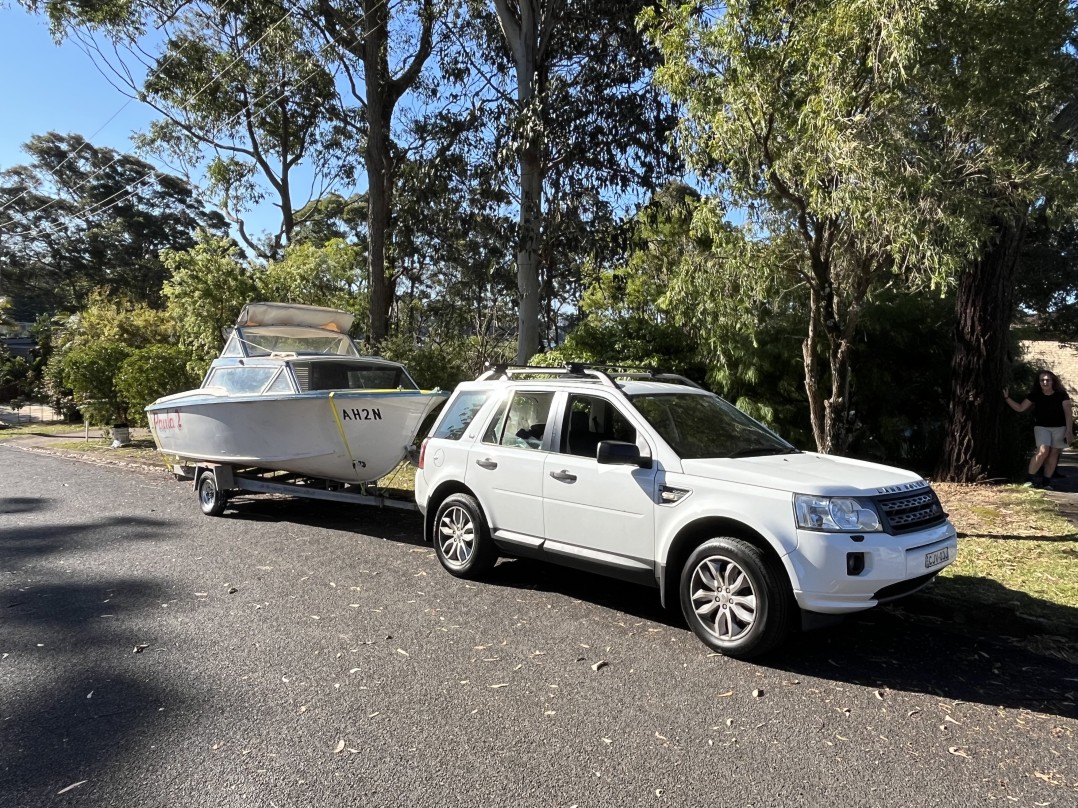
[909,483,1078,654]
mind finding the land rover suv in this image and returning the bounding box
[414,365,956,658]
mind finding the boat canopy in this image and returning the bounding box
[236,302,355,333]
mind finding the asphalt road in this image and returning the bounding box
[1,446,1076,808]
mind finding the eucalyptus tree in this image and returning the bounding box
[25,0,350,260]
[647,0,1078,468]
[0,132,228,318]
[297,0,438,347]
[433,0,680,363]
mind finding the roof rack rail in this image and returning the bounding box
[475,362,702,390]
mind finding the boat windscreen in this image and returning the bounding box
[235,327,359,357]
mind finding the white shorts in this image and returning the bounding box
[1034,425,1068,449]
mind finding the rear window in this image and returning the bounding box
[432,389,495,440]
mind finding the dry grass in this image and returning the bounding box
[926,482,1078,641]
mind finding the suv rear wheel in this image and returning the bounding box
[433,493,497,578]
[679,537,792,659]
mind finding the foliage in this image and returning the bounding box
[428,0,681,362]
[645,0,1078,459]
[259,240,368,335]
[379,333,511,392]
[44,293,179,424]
[161,235,258,369]
[28,0,348,260]
[843,291,956,472]
[59,341,133,425]
[0,342,31,403]
[115,345,201,427]
[1014,214,1078,340]
[0,133,227,319]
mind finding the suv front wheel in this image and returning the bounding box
[433,493,498,578]
[679,537,792,659]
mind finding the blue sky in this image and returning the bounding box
[0,8,155,172]
[0,6,290,239]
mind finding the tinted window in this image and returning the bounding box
[631,392,794,459]
[433,390,494,440]
[304,363,417,391]
[561,394,636,458]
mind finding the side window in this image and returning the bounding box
[484,391,554,450]
[265,369,296,394]
[432,390,494,440]
[562,395,637,458]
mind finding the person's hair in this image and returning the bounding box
[1029,369,1067,397]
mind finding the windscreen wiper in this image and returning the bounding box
[728,446,801,458]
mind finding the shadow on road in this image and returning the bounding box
[442,555,1078,721]
[156,493,1078,721]
[0,508,188,803]
[203,494,429,548]
[0,514,172,567]
[0,496,56,515]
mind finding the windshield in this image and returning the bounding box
[630,392,797,459]
[231,326,359,357]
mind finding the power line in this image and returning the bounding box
[0,2,301,221]
[2,0,394,244]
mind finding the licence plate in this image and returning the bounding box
[924,547,951,569]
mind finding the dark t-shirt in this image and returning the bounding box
[1030,388,1071,427]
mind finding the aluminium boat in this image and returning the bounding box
[146,302,448,483]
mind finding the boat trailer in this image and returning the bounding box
[175,462,419,516]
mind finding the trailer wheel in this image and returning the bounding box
[197,470,228,516]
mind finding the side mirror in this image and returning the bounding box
[597,440,652,469]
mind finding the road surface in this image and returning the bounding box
[1,446,1075,807]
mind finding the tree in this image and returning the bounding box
[647,0,1078,461]
[161,235,259,368]
[0,133,228,318]
[435,0,679,362]
[302,0,437,346]
[27,0,347,260]
[116,345,201,427]
[260,240,368,330]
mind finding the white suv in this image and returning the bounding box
[415,365,957,658]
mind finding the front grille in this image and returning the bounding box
[874,487,947,535]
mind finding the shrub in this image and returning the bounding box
[60,342,133,425]
[115,344,201,427]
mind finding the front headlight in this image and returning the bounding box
[794,494,882,532]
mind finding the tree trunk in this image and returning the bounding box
[494,0,546,365]
[365,0,393,347]
[516,143,543,363]
[937,216,1025,482]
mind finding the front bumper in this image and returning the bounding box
[788,521,958,614]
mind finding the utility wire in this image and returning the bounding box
[2,0,394,243]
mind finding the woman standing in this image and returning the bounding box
[1004,370,1074,488]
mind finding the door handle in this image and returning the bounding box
[475,458,498,470]
[549,469,577,483]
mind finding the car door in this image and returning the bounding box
[465,389,555,544]
[541,392,658,583]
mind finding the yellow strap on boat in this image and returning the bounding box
[328,392,361,475]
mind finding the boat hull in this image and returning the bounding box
[147,389,446,483]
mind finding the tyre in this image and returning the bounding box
[433,493,497,578]
[679,537,792,658]
[197,470,228,517]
